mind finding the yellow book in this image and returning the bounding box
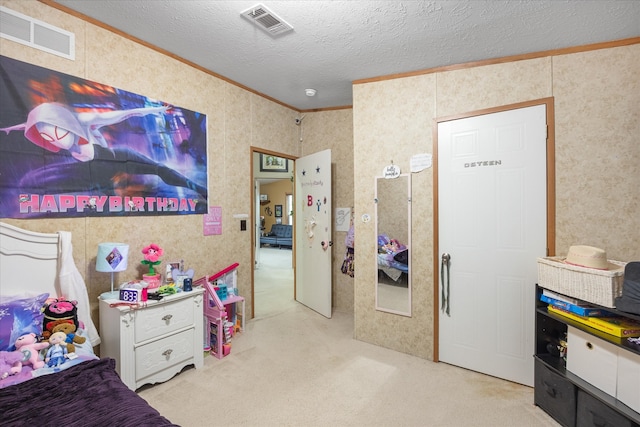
[548,305,640,338]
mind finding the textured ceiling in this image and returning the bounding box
[51,0,640,111]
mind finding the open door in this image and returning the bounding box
[437,103,549,386]
[295,149,332,318]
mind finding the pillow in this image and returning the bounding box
[0,293,49,351]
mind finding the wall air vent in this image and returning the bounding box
[241,4,293,36]
[0,6,75,60]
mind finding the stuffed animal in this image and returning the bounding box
[51,322,86,353]
[42,318,74,341]
[14,333,49,370]
[42,297,79,332]
[0,351,23,379]
[45,331,68,368]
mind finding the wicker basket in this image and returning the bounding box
[537,257,626,308]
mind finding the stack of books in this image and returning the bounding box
[540,289,612,317]
[541,289,640,338]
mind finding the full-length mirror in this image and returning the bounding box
[375,174,411,316]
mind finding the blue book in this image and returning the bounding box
[540,294,612,317]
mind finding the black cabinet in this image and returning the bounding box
[534,285,640,427]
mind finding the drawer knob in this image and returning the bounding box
[162,349,173,357]
[162,314,173,322]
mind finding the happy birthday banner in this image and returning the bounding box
[0,56,208,218]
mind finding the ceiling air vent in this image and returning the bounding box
[241,4,293,36]
[0,6,75,60]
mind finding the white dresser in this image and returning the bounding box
[99,288,204,391]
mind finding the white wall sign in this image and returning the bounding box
[411,153,432,172]
[383,164,401,178]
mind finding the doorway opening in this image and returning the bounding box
[251,148,296,320]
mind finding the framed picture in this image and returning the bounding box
[275,205,283,217]
[166,262,181,282]
[260,154,288,172]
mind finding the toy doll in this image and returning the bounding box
[45,331,69,368]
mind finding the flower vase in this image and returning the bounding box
[143,273,161,291]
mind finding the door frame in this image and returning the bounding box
[250,146,297,319]
[432,97,556,361]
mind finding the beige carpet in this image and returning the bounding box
[138,248,560,426]
[253,247,295,319]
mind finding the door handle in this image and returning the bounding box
[441,253,451,316]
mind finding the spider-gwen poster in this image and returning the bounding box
[0,56,208,218]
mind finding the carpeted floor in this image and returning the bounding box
[254,247,295,319]
[138,247,560,426]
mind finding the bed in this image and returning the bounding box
[0,222,176,426]
[377,233,409,284]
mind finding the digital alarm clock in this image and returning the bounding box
[118,280,148,302]
[119,288,143,302]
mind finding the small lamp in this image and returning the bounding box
[96,242,129,300]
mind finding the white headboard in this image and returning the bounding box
[0,222,101,346]
[0,222,61,297]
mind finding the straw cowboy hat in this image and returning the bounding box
[563,245,623,271]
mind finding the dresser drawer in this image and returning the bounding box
[135,296,194,342]
[534,358,576,427]
[135,328,195,381]
[577,389,635,427]
[567,326,618,397]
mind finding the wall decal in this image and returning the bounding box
[203,206,222,235]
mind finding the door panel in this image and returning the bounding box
[295,149,332,318]
[438,105,547,386]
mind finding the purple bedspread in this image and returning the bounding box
[0,358,178,426]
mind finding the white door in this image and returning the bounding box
[295,149,332,318]
[438,105,547,386]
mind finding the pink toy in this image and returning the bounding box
[141,243,163,275]
[0,350,23,379]
[14,333,49,370]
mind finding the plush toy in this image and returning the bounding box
[141,243,163,275]
[42,318,74,341]
[14,333,49,370]
[51,322,86,353]
[0,350,23,379]
[45,331,69,368]
[43,298,79,332]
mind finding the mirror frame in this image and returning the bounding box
[374,173,411,316]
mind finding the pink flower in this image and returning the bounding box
[142,244,163,262]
